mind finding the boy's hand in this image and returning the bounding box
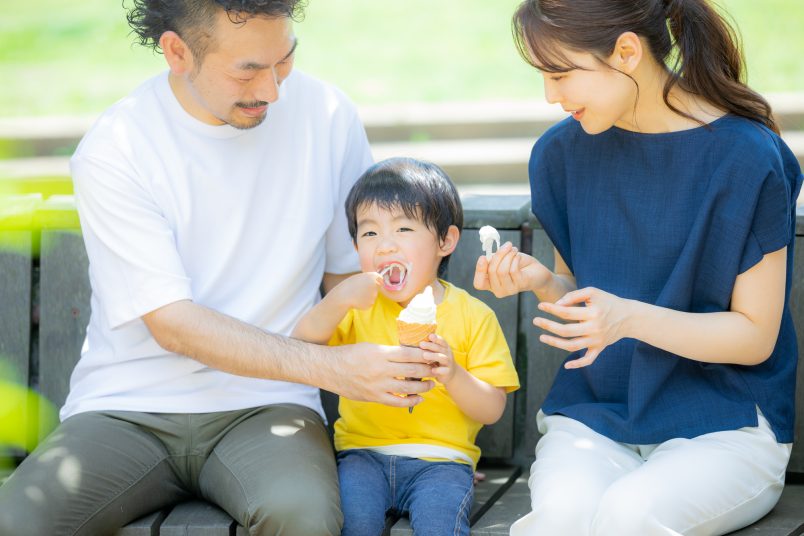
[331,272,383,310]
[419,333,457,385]
[474,242,552,298]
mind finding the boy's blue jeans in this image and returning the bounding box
[337,449,474,536]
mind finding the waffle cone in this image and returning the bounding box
[397,319,437,347]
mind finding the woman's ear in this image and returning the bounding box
[439,226,461,257]
[610,31,643,74]
[160,31,195,76]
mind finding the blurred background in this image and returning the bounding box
[0,0,802,196]
[1,0,803,113]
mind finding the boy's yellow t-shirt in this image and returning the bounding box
[329,281,520,466]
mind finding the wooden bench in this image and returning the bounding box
[1,194,803,535]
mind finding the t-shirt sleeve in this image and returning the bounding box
[529,131,573,272]
[324,114,373,275]
[739,160,800,274]
[328,308,356,347]
[465,309,520,393]
[71,153,193,329]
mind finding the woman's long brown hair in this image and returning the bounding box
[512,0,779,134]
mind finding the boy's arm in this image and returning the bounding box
[292,272,383,344]
[420,334,508,425]
[443,368,507,425]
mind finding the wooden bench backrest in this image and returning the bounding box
[2,195,803,471]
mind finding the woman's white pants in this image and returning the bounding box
[510,411,791,536]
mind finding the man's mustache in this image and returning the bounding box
[236,101,269,108]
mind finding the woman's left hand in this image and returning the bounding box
[535,287,633,369]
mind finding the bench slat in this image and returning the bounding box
[37,230,89,438]
[447,229,521,459]
[728,484,804,535]
[519,229,566,462]
[116,509,168,536]
[468,471,530,535]
[0,231,32,383]
[389,466,522,535]
[788,236,804,474]
[160,501,235,536]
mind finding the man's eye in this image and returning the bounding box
[550,75,565,81]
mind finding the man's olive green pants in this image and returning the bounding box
[0,404,341,535]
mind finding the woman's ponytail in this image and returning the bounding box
[513,0,779,134]
[663,0,778,133]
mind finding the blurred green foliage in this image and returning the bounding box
[0,0,802,116]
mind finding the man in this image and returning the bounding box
[0,1,433,534]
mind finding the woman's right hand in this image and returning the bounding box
[473,242,553,298]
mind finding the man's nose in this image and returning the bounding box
[255,67,280,103]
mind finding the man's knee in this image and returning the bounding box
[248,486,342,536]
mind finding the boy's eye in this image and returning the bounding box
[398,227,413,232]
[361,231,376,237]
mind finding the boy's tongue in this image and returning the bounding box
[389,266,403,284]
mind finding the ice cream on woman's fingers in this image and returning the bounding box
[478,225,500,260]
[397,286,437,346]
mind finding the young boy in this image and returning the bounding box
[293,157,519,536]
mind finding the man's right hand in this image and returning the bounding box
[323,343,434,407]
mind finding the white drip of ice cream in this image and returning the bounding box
[479,225,500,260]
[398,285,436,324]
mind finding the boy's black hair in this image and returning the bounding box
[345,157,463,278]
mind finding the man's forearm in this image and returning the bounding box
[144,299,331,386]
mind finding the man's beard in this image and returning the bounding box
[229,101,269,130]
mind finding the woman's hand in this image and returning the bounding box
[330,272,382,310]
[474,242,553,298]
[535,287,633,369]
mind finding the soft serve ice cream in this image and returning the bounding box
[478,225,500,260]
[396,285,438,413]
[397,285,437,347]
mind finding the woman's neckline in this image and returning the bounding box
[608,114,732,139]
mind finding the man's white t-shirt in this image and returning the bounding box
[61,70,372,420]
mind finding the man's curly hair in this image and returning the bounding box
[126,0,306,61]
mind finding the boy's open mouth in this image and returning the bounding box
[379,262,410,291]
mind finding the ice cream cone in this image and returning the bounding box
[396,319,437,347]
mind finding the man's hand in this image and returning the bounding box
[323,343,435,407]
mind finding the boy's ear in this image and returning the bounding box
[438,226,460,257]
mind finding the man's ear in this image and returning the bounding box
[160,31,195,76]
[610,31,642,74]
[439,226,460,257]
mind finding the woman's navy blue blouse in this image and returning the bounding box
[530,115,803,444]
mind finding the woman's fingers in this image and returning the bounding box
[533,316,587,338]
[564,348,601,369]
[538,301,590,321]
[473,255,490,290]
[539,333,592,353]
